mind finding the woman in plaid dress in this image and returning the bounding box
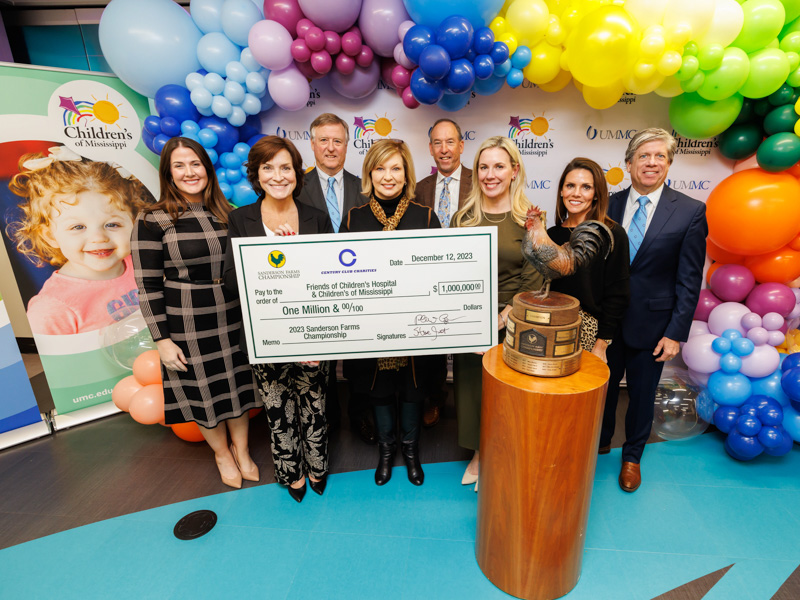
[131,137,260,490]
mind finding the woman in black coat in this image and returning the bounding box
[223,136,333,503]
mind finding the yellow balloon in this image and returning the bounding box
[624,70,665,95]
[665,23,692,48]
[654,75,685,98]
[523,40,563,83]
[566,5,641,88]
[491,17,509,37]
[657,50,682,76]
[501,0,516,15]
[537,68,572,91]
[640,35,666,58]
[545,14,566,45]
[795,96,800,115]
[582,79,625,109]
[498,32,519,56]
[633,61,656,79]
[506,0,550,47]
[794,118,800,137]
[560,46,571,71]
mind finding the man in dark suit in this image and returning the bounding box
[297,113,374,443]
[601,128,707,492]
[415,118,473,427]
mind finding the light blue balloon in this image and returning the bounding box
[511,46,532,69]
[181,120,201,135]
[437,91,472,112]
[232,180,258,207]
[226,61,248,83]
[211,95,233,118]
[233,142,250,161]
[197,127,219,148]
[198,105,214,117]
[506,68,524,88]
[190,86,214,109]
[185,72,205,90]
[204,72,226,95]
[245,71,267,95]
[216,167,228,182]
[226,167,243,183]
[241,164,249,176]
[720,353,742,374]
[494,59,512,77]
[750,369,790,406]
[708,371,752,407]
[221,0,262,47]
[240,48,260,72]
[219,181,233,199]
[220,152,240,169]
[241,93,262,115]
[722,328,743,340]
[190,0,224,34]
[228,106,247,127]
[731,337,755,357]
[247,0,263,16]
[182,132,201,144]
[697,389,715,423]
[402,0,505,30]
[99,0,203,98]
[473,74,505,95]
[197,32,241,75]
[223,80,246,105]
[205,148,219,165]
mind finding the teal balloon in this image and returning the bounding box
[669,92,744,139]
[401,0,505,29]
[768,82,795,105]
[757,132,800,171]
[735,98,757,123]
[718,123,763,159]
[763,104,799,134]
[697,47,750,101]
[99,0,203,98]
[739,48,791,99]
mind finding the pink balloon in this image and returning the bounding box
[708,302,752,336]
[739,344,781,378]
[401,85,419,108]
[688,319,711,339]
[762,312,785,330]
[310,50,332,74]
[769,330,786,346]
[732,154,759,173]
[335,53,356,75]
[745,282,797,317]
[687,368,710,387]
[709,264,756,302]
[249,19,294,71]
[296,18,314,37]
[394,43,415,69]
[342,31,363,56]
[291,38,312,62]
[305,26,325,51]
[268,63,312,110]
[694,289,722,322]
[295,57,325,79]
[129,384,165,425]
[324,31,341,54]
[356,46,374,68]
[746,326,770,345]
[264,0,306,35]
[358,0,411,57]
[392,64,411,88]
[681,333,722,373]
[298,0,361,32]
[112,375,143,412]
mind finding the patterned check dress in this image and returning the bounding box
[131,203,259,428]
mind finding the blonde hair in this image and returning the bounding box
[452,136,530,228]
[8,152,153,267]
[361,139,417,200]
[625,128,677,164]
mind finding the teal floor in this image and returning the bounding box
[1,435,798,599]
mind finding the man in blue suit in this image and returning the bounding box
[601,128,707,492]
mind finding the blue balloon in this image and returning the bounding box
[99,0,202,98]
[403,25,435,65]
[159,116,181,137]
[144,116,162,136]
[750,370,791,406]
[216,167,228,182]
[402,0,505,30]
[762,425,793,455]
[205,148,218,166]
[418,45,452,81]
[245,71,267,95]
[226,168,243,183]
[181,120,201,136]
[708,371,752,406]
[506,68,524,88]
[781,366,800,400]
[731,337,754,357]
[466,48,477,62]
[719,353,742,373]
[490,41,510,65]
[712,337,732,354]
[190,0,225,34]
[410,69,445,105]
[185,71,205,91]
[247,134,267,146]
[142,128,156,154]
[220,152,241,169]
[204,73,226,95]
[722,328,743,340]
[736,415,762,436]
[782,403,800,441]
[228,106,247,127]
[446,59,476,94]
[436,16,474,60]
[220,0,262,47]
[197,32,241,76]
[219,181,233,200]
[726,431,764,460]
[225,61,248,84]
[714,406,740,433]
[197,128,219,148]
[182,132,201,144]
[437,91,472,112]
[155,85,201,122]
[199,116,240,153]
[153,133,170,155]
[233,142,251,162]
[191,87,214,110]
[241,164,248,176]
[757,425,783,448]
[223,80,246,105]
[232,180,258,207]
[740,403,759,417]
[473,27,494,55]
[782,352,800,372]
[494,59,512,77]
[473,55,495,80]
[239,115,263,143]
[241,94,262,115]
[240,48,260,72]
[511,46,532,69]
[473,74,505,96]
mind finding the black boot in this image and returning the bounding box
[400,402,424,485]
[374,404,396,486]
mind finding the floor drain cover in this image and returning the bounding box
[173,510,217,540]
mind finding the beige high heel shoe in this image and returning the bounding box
[230,445,260,482]
[216,456,242,489]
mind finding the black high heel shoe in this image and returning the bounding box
[288,481,307,503]
[309,474,327,496]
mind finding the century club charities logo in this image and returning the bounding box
[48,80,139,158]
[268,250,286,268]
[507,113,554,157]
[353,114,397,154]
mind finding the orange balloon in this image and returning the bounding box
[786,162,800,179]
[112,375,143,412]
[706,170,800,256]
[707,239,744,265]
[745,246,800,283]
[129,384,165,425]
[132,349,162,386]
[788,232,800,251]
[706,262,723,284]
[171,421,205,442]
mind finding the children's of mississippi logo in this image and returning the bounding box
[59,95,124,128]
[507,114,554,156]
[604,163,629,189]
[353,115,396,139]
[268,250,286,268]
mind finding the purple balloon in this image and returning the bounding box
[708,302,752,336]
[762,312,785,330]
[329,59,380,99]
[394,43,415,69]
[694,289,722,322]
[687,319,711,340]
[769,330,786,346]
[324,31,342,55]
[709,264,756,302]
[249,19,294,71]
[398,20,416,41]
[740,312,762,331]
[682,333,722,373]
[298,0,361,32]
[264,0,306,35]
[359,0,411,57]
[740,344,781,378]
[268,63,311,111]
[746,326,770,345]
[745,282,797,317]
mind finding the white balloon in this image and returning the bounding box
[662,0,716,43]
[624,0,668,29]
[694,0,744,48]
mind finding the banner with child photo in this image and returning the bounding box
[0,63,159,422]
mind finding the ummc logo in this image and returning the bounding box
[665,179,711,191]
[586,127,637,141]
[275,127,310,141]
[525,180,551,190]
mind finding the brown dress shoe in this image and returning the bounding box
[598,445,611,455]
[619,462,641,492]
[423,405,440,428]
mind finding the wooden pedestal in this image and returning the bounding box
[476,345,610,600]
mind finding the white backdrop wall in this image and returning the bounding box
[259,79,732,225]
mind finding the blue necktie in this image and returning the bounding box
[629,196,649,263]
[437,177,452,228]
[326,176,341,232]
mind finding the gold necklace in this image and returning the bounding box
[484,211,508,223]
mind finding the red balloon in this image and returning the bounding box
[171,421,205,442]
[132,349,162,386]
[112,375,143,412]
[745,246,800,283]
[129,384,165,425]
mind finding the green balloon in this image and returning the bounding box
[779,0,800,22]
[780,30,800,52]
[735,98,757,123]
[669,92,745,139]
[698,44,725,71]
[681,71,705,93]
[718,123,764,159]
[782,14,800,37]
[768,82,795,104]
[698,47,750,101]
[764,104,799,133]
[788,65,800,86]
[787,50,800,70]
[755,97,775,114]
[683,41,699,57]
[739,48,791,98]
[757,132,800,170]
[732,0,786,54]
[676,55,700,81]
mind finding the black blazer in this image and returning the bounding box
[296,167,367,231]
[608,185,707,349]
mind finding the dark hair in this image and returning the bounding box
[246,135,305,201]
[429,118,463,142]
[145,137,231,224]
[554,157,612,226]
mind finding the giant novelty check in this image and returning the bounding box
[232,227,498,362]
